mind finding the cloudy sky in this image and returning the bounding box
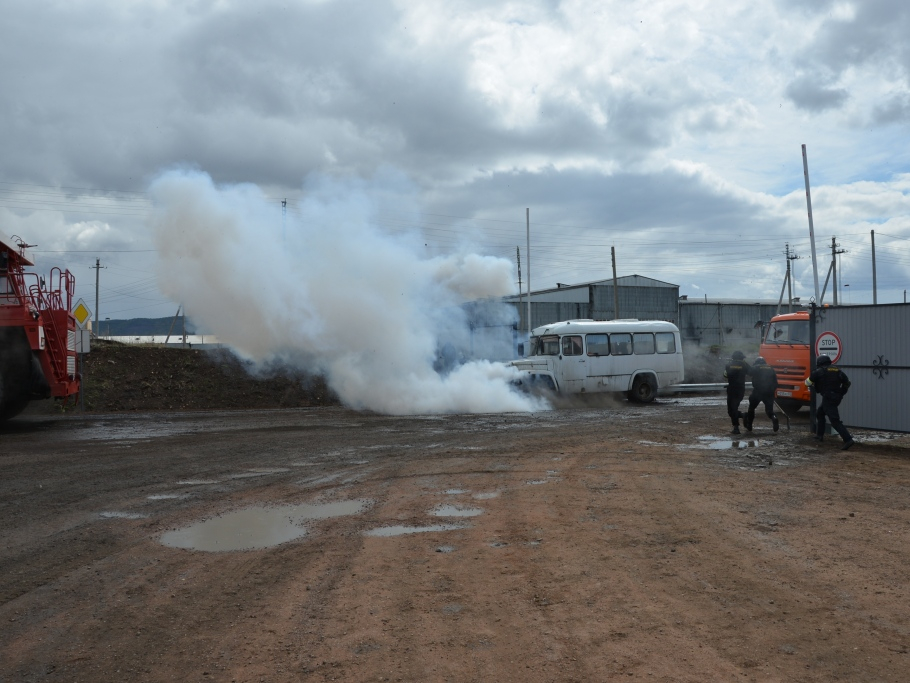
[2,0,910,322]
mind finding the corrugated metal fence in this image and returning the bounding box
[816,304,910,433]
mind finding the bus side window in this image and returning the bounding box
[633,333,655,355]
[611,333,632,356]
[562,335,583,356]
[586,333,609,356]
[655,332,676,354]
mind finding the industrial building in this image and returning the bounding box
[466,275,809,381]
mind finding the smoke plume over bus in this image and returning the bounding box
[148,169,547,414]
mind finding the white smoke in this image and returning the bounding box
[148,169,548,414]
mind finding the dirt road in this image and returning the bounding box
[2,398,909,682]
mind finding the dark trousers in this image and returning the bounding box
[747,392,776,423]
[726,386,745,426]
[817,395,852,442]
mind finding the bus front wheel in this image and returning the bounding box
[628,376,656,404]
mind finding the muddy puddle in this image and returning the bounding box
[363,524,468,537]
[161,499,371,551]
[100,511,148,520]
[431,504,483,518]
[695,435,762,450]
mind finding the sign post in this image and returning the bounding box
[72,298,92,412]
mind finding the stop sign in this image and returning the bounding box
[815,331,842,363]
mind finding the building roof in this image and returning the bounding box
[503,274,679,302]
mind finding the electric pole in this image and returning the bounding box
[871,230,878,305]
[802,144,821,302]
[830,237,846,305]
[611,246,620,319]
[516,247,523,334]
[91,258,106,337]
[282,199,287,242]
[785,244,800,312]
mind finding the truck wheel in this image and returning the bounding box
[0,327,34,422]
[629,376,656,403]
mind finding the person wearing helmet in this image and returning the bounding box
[723,350,751,434]
[805,354,855,449]
[744,357,779,432]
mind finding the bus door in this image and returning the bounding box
[557,334,586,392]
[584,333,614,392]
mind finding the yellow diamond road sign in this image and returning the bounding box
[72,298,92,329]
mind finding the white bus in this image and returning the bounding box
[510,319,684,402]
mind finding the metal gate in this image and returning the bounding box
[814,303,910,433]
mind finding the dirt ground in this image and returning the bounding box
[2,394,910,683]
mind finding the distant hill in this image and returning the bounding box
[100,316,203,337]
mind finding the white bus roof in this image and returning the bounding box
[531,319,679,336]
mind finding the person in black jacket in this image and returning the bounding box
[805,354,855,450]
[744,357,779,432]
[723,351,751,434]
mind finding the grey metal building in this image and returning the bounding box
[678,298,807,351]
[503,275,681,330]
[464,276,818,383]
[815,303,910,432]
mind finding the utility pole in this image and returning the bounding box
[526,209,531,340]
[282,199,287,242]
[516,247,523,334]
[802,145,821,302]
[611,246,620,319]
[91,258,105,337]
[871,230,878,305]
[830,237,846,305]
[786,244,800,312]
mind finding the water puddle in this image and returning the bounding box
[99,511,148,520]
[147,494,190,501]
[161,499,371,551]
[472,492,500,500]
[363,524,467,537]
[692,435,761,450]
[526,479,549,485]
[176,479,220,486]
[443,488,468,495]
[436,545,456,553]
[431,505,483,518]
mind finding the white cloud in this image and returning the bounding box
[0,0,908,320]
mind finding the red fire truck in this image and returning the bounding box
[0,229,80,421]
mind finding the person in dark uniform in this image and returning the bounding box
[805,354,855,450]
[744,357,779,432]
[723,351,751,434]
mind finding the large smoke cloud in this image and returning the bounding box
[148,169,547,414]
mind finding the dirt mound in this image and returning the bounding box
[25,340,339,414]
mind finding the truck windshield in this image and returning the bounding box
[535,335,560,356]
[765,320,809,344]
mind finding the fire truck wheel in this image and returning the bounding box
[0,327,34,422]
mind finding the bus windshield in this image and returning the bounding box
[533,335,560,356]
[765,320,809,344]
